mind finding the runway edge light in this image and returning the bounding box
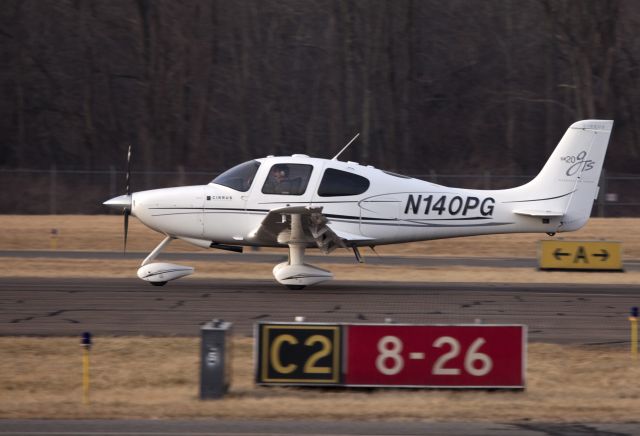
[80,331,92,404]
[630,307,638,360]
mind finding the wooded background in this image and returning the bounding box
[1,0,639,210]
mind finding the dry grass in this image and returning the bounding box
[1,216,639,284]
[1,215,639,258]
[0,337,639,422]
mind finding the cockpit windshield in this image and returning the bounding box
[211,160,261,192]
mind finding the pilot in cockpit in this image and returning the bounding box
[264,164,292,194]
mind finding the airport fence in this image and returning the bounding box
[1,167,639,216]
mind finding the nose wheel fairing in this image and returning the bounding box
[136,236,195,285]
[273,262,333,289]
[137,262,194,284]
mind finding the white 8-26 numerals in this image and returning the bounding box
[375,336,493,376]
[375,336,404,375]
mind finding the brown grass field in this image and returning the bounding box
[1,337,639,422]
[1,215,640,284]
[1,216,640,421]
[2,215,639,257]
[0,337,640,422]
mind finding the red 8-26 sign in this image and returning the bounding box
[345,325,525,388]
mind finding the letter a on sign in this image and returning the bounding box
[573,246,588,263]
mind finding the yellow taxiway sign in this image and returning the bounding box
[538,240,623,271]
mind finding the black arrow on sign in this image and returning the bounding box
[554,248,571,260]
[592,249,609,261]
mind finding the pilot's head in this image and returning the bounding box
[272,165,289,182]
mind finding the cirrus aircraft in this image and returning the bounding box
[104,120,613,289]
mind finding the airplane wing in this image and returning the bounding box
[247,205,373,253]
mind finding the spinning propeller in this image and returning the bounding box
[103,145,133,253]
[123,145,131,253]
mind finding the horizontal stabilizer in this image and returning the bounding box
[513,209,564,217]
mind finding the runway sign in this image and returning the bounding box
[255,323,342,385]
[345,324,526,388]
[539,240,622,271]
[255,322,525,388]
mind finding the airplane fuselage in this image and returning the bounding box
[132,155,565,247]
[105,120,613,287]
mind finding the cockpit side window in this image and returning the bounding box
[211,160,261,192]
[318,168,370,197]
[262,164,313,195]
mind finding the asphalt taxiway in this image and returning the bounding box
[1,249,539,267]
[0,419,638,436]
[1,277,636,344]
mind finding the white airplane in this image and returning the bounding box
[104,119,613,289]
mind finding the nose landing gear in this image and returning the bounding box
[136,236,194,285]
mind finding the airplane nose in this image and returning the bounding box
[103,194,132,211]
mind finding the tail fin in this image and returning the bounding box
[512,120,613,231]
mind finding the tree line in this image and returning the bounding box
[1,0,638,182]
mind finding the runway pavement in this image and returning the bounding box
[0,419,638,436]
[2,249,639,270]
[1,277,636,344]
[0,249,543,268]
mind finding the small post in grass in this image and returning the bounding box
[81,331,92,404]
[50,228,58,250]
[630,307,638,360]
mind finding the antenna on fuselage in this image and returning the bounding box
[331,133,360,161]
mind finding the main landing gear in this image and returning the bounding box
[272,214,333,290]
